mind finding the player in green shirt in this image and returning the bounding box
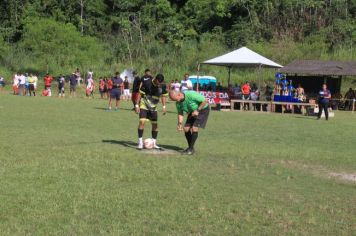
[169,90,210,155]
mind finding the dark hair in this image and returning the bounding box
[156,73,164,83]
[144,69,150,73]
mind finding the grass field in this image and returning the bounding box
[0,92,355,235]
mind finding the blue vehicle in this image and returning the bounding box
[189,75,217,91]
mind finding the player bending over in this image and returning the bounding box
[135,69,167,149]
[169,90,210,155]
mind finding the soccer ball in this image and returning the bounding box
[144,138,154,149]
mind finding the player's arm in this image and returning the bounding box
[192,96,208,117]
[135,82,143,113]
[161,95,167,115]
[177,112,184,131]
[326,91,331,99]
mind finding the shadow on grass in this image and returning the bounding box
[94,107,135,111]
[102,140,184,152]
[293,116,317,120]
[94,107,177,114]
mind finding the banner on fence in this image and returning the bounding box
[199,91,230,105]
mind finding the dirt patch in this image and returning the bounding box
[271,160,356,184]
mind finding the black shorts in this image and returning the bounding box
[185,107,210,129]
[70,85,76,92]
[110,88,121,100]
[29,84,35,91]
[139,109,158,123]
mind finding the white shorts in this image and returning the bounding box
[124,89,130,96]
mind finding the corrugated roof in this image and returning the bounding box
[280,60,356,76]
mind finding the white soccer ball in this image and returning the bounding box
[144,138,154,149]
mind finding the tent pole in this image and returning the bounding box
[228,66,231,86]
[197,63,200,92]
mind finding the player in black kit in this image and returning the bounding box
[135,69,167,149]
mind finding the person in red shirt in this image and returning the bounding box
[241,81,251,110]
[43,73,53,96]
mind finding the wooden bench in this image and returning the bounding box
[230,99,272,112]
[230,99,317,115]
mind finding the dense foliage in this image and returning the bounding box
[0,0,355,82]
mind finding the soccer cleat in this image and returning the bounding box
[152,140,162,150]
[182,148,195,155]
[137,141,143,150]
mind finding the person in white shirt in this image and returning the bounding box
[173,80,181,92]
[86,76,94,98]
[13,73,20,95]
[19,74,26,96]
[180,73,192,92]
[0,76,5,92]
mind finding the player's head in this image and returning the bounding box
[144,69,151,77]
[322,84,327,90]
[169,90,184,102]
[154,73,164,85]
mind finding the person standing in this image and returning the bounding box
[131,71,141,110]
[57,74,65,98]
[69,73,77,97]
[28,73,36,96]
[18,73,26,96]
[107,72,123,110]
[123,76,131,101]
[241,81,251,110]
[180,73,192,92]
[43,73,53,96]
[135,70,167,149]
[169,90,210,155]
[0,75,5,92]
[317,84,331,120]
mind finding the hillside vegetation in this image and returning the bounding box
[0,0,355,83]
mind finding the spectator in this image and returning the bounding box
[43,73,53,96]
[12,73,20,95]
[180,73,192,92]
[216,82,222,92]
[0,75,5,92]
[344,88,355,111]
[173,79,181,92]
[296,84,305,101]
[123,76,131,101]
[241,81,251,110]
[86,75,94,98]
[24,73,29,96]
[317,84,331,120]
[107,72,123,110]
[57,74,65,98]
[28,73,37,96]
[75,68,82,85]
[18,73,26,96]
[69,73,77,97]
[99,77,105,99]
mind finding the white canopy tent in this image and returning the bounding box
[202,46,283,85]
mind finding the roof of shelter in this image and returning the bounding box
[280,60,356,76]
[203,47,283,68]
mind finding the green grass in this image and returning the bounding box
[0,93,355,235]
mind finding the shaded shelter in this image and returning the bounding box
[201,47,283,86]
[280,60,356,96]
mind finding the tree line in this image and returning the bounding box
[0,0,355,83]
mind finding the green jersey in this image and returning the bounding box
[176,91,209,114]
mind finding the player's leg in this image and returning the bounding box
[324,102,329,120]
[115,91,120,110]
[182,114,195,153]
[150,111,160,149]
[184,108,209,155]
[137,109,147,149]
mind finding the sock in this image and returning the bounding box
[138,129,144,138]
[185,131,192,148]
[152,130,158,139]
[189,132,198,149]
